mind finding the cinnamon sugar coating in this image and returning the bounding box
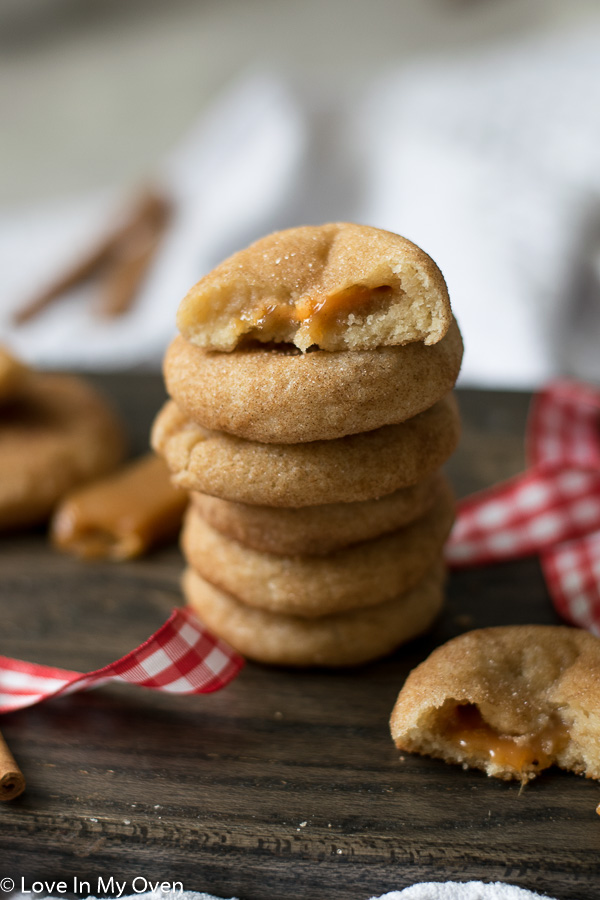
[151,394,460,507]
[190,473,443,557]
[182,480,454,617]
[164,319,462,444]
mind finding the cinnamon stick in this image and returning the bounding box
[0,346,31,403]
[98,194,171,318]
[12,234,116,325]
[13,188,171,324]
[0,729,25,802]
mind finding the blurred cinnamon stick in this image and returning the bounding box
[98,205,170,318]
[13,188,171,325]
[0,729,25,802]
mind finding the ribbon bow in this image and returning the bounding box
[446,380,600,634]
[0,608,244,714]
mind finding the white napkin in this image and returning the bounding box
[2,27,600,387]
[371,883,556,900]
[356,28,600,388]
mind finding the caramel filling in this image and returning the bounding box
[441,704,569,775]
[51,454,188,560]
[240,283,396,346]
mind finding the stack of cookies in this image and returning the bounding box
[152,223,463,667]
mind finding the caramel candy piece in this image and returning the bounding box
[177,223,452,352]
[390,625,600,784]
[51,454,188,560]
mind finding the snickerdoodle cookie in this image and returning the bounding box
[390,626,600,783]
[183,563,445,667]
[164,319,462,444]
[182,480,454,617]
[152,393,460,508]
[0,374,126,529]
[177,223,452,353]
[190,473,443,557]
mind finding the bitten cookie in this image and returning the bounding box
[183,563,445,667]
[152,394,460,507]
[390,626,600,783]
[0,374,126,529]
[164,319,463,444]
[191,473,443,557]
[182,480,454,617]
[177,223,452,352]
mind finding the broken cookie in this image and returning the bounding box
[390,625,600,783]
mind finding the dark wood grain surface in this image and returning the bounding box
[1,377,598,900]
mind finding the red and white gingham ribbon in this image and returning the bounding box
[446,380,600,634]
[0,608,244,714]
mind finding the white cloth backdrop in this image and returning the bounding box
[2,27,600,386]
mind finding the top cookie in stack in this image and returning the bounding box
[152,223,463,666]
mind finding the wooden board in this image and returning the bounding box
[1,376,598,900]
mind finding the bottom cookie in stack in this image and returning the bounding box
[182,562,446,668]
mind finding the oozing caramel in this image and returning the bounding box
[297,284,394,346]
[442,704,569,776]
[51,454,188,560]
[241,283,396,347]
